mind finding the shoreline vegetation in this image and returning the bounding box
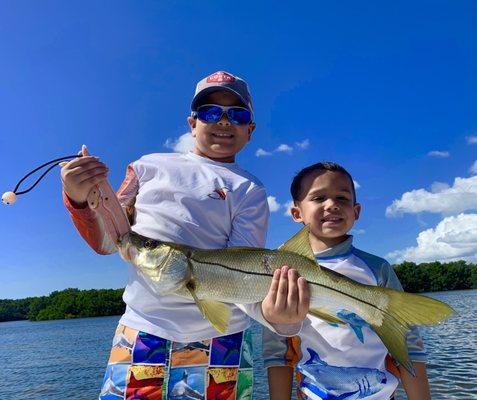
[1,261,476,323]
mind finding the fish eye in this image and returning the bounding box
[144,239,156,249]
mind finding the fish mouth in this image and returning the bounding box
[117,233,134,261]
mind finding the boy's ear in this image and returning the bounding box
[247,122,256,141]
[354,203,361,220]
[290,205,303,223]
[188,116,197,135]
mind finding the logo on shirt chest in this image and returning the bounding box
[208,187,231,200]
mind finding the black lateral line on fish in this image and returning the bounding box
[188,256,389,314]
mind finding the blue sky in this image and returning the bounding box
[1,1,476,299]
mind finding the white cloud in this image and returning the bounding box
[284,200,295,216]
[256,140,309,157]
[267,196,281,212]
[427,150,450,158]
[353,180,361,190]
[466,135,477,144]
[164,132,195,153]
[470,161,477,175]
[430,182,450,193]
[275,144,293,153]
[351,229,366,235]
[295,139,310,149]
[256,148,272,157]
[385,175,477,217]
[386,213,477,263]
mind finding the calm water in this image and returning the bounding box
[0,290,475,399]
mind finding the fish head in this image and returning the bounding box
[118,232,191,294]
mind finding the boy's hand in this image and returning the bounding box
[60,145,109,207]
[261,266,310,325]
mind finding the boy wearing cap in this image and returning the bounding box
[61,71,309,399]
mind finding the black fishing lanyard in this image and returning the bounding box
[2,154,82,205]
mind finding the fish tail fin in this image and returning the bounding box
[370,290,454,375]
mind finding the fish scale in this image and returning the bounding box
[188,246,387,324]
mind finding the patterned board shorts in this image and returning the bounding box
[99,324,254,400]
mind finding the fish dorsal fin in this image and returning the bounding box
[278,225,315,262]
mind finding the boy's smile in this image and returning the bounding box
[188,91,255,163]
[291,170,361,251]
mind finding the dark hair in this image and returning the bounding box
[290,162,357,203]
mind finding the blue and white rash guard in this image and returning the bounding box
[262,236,427,400]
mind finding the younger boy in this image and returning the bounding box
[61,71,309,399]
[263,162,431,400]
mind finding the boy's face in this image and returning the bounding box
[188,90,255,163]
[290,170,361,251]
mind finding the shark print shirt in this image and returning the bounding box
[64,151,279,342]
[262,237,427,400]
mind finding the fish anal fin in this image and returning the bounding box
[186,282,230,334]
[308,308,345,325]
[278,225,316,263]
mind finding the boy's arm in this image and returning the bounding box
[263,326,298,400]
[62,148,138,254]
[226,185,269,248]
[399,362,431,400]
[268,366,294,400]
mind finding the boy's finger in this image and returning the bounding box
[64,156,102,170]
[82,144,90,156]
[287,269,299,311]
[276,266,289,309]
[297,277,311,316]
[76,167,109,185]
[86,172,109,186]
[266,269,280,303]
[64,162,107,179]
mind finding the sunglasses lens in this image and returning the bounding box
[196,105,252,125]
[227,108,252,125]
[197,105,223,123]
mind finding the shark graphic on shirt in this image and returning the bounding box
[297,348,386,400]
[170,370,204,400]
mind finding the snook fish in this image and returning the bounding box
[117,226,454,375]
[89,180,454,375]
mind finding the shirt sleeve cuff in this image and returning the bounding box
[270,322,303,336]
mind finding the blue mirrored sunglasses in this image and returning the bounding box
[192,104,253,125]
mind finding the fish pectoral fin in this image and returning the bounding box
[278,225,316,263]
[198,299,231,334]
[308,308,345,324]
[185,283,231,334]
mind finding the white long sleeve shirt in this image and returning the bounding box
[65,152,278,341]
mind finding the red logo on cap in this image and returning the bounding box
[206,71,236,83]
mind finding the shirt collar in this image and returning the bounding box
[314,236,354,259]
[185,151,239,168]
